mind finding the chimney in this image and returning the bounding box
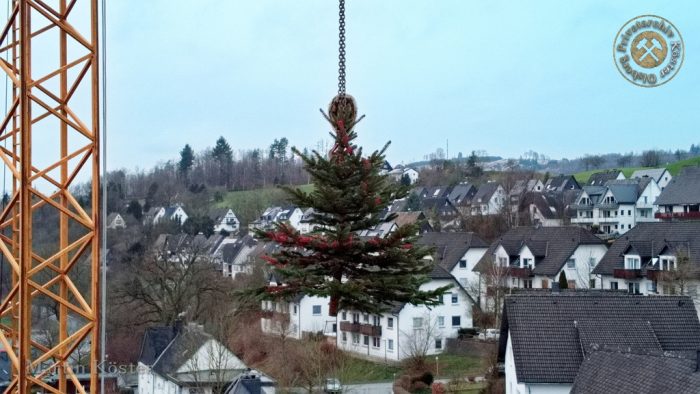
[173,318,184,335]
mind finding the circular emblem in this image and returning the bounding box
[613,15,683,87]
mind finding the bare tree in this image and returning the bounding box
[480,256,511,327]
[400,312,441,366]
[659,251,697,303]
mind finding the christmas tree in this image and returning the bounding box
[255,95,449,316]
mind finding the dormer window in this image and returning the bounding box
[521,258,534,269]
[625,256,641,270]
[660,256,676,271]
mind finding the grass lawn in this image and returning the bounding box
[667,156,700,175]
[339,356,401,383]
[433,354,486,379]
[573,156,700,184]
[215,184,313,226]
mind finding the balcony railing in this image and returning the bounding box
[656,211,700,220]
[646,270,662,281]
[613,268,642,279]
[509,267,533,279]
[360,324,382,336]
[570,203,594,211]
[339,321,361,333]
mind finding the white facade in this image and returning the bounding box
[153,206,189,225]
[472,185,506,216]
[213,209,240,234]
[261,295,336,339]
[106,213,126,229]
[337,278,473,362]
[448,247,488,297]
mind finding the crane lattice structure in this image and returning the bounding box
[0,0,101,392]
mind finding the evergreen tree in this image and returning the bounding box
[253,95,449,316]
[126,200,143,220]
[559,270,569,289]
[178,144,195,179]
[212,136,233,187]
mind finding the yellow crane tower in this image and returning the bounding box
[0,0,102,392]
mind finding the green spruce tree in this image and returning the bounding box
[559,270,569,289]
[254,95,449,315]
[178,144,195,180]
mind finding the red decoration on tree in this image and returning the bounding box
[401,243,413,249]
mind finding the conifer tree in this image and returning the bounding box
[253,95,449,316]
[559,270,569,289]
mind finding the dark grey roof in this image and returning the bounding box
[631,168,669,182]
[593,222,700,276]
[222,235,257,264]
[588,170,622,186]
[420,197,458,215]
[472,183,501,203]
[226,369,276,394]
[656,166,700,205]
[606,183,640,204]
[447,183,476,205]
[138,326,177,366]
[571,350,700,394]
[545,175,581,192]
[152,325,213,377]
[473,226,603,276]
[416,232,488,271]
[500,292,700,384]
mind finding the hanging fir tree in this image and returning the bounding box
[253,95,450,316]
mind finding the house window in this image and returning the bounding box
[628,282,640,294]
[293,305,298,315]
[566,259,575,269]
[372,337,381,348]
[342,332,347,342]
[626,257,641,269]
[628,224,632,229]
[452,316,461,327]
[387,317,394,329]
[522,258,533,269]
[437,316,445,327]
[373,315,381,326]
[312,305,321,315]
[459,259,467,268]
[498,257,508,266]
[610,281,618,290]
[352,333,359,344]
[661,258,676,271]
[620,210,624,216]
[628,210,632,216]
[341,311,347,320]
[352,313,360,323]
[523,279,532,289]
[388,339,394,351]
[332,323,337,333]
[413,317,423,329]
[542,279,549,289]
[435,338,443,350]
[589,279,596,289]
[363,314,369,323]
[568,280,576,289]
[363,335,369,346]
[451,293,458,304]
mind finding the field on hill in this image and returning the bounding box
[216,184,313,227]
[573,156,700,184]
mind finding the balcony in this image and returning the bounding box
[360,324,382,336]
[339,321,361,333]
[509,267,533,279]
[613,268,643,279]
[570,203,594,211]
[655,211,700,220]
[597,203,619,210]
[646,270,662,280]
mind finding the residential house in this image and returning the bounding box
[146,205,189,226]
[337,265,475,362]
[388,167,419,184]
[260,275,336,339]
[219,235,258,278]
[106,212,127,229]
[508,179,544,214]
[137,322,246,394]
[500,292,700,394]
[419,186,452,200]
[447,183,477,216]
[421,197,460,229]
[631,167,673,190]
[655,166,700,220]
[210,208,240,234]
[592,221,700,314]
[571,178,661,235]
[225,369,276,394]
[472,226,607,308]
[470,183,506,216]
[521,192,567,227]
[544,175,580,192]
[587,170,625,186]
[360,211,432,238]
[416,232,488,294]
[248,206,303,232]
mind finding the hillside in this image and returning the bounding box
[215,184,313,226]
[574,156,700,184]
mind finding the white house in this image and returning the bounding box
[260,275,336,339]
[655,166,700,221]
[470,183,506,216]
[248,206,303,232]
[218,235,258,278]
[501,292,700,394]
[571,178,661,235]
[149,205,189,226]
[336,265,475,362]
[106,212,126,229]
[210,208,240,234]
[137,323,246,394]
[631,167,673,190]
[473,226,608,309]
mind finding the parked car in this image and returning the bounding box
[324,378,341,393]
[478,328,500,340]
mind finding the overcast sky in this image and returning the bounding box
[106,0,699,171]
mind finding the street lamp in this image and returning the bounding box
[435,356,439,377]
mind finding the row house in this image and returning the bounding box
[336,265,475,362]
[655,166,700,221]
[248,206,303,232]
[592,221,700,314]
[470,183,506,216]
[508,179,544,214]
[544,175,580,193]
[217,235,258,278]
[500,292,700,394]
[586,170,625,186]
[144,205,189,226]
[420,198,461,230]
[416,232,488,292]
[571,178,661,235]
[472,226,607,309]
[260,275,336,339]
[414,182,505,217]
[359,211,431,238]
[631,167,673,190]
